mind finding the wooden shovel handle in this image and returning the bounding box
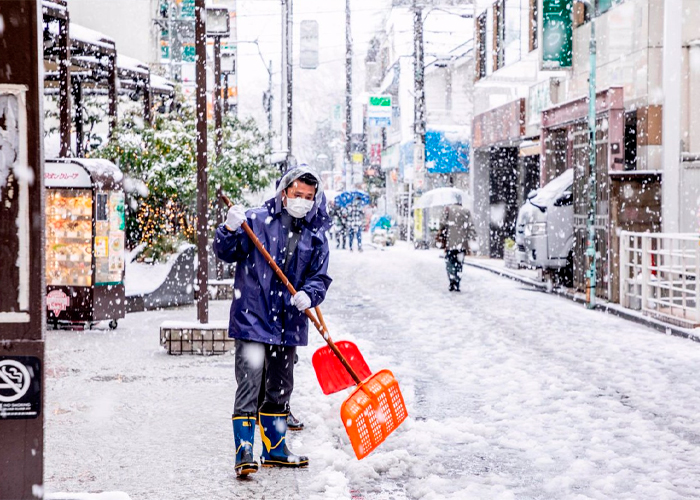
[220,194,362,385]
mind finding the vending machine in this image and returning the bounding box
[44,158,126,328]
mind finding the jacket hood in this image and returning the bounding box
[267,164,331,232]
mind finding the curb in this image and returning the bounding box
[464,259,700,344]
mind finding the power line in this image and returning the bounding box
[235,5,400,18]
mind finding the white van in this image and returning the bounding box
[515,169,574,278]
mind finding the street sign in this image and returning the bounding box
[300,20,319,69]
[368,95,392,127]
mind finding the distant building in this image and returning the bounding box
[363,4,474,238]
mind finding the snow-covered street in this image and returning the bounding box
[45,241,700,500]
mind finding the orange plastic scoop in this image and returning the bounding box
[341,369,408,460]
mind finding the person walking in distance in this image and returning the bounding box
[214,165,332,476]
[436,201,476,292]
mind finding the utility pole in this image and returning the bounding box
[345,0,353,189]
[213,35,224,280]
[410,0,425,243]
[661,0,682,233]
[0,1,45,497]
[585,2,597,309]
[281,0,293,160]
[168,0,174,81]
[266,60,274,151]
[194,0,209,323]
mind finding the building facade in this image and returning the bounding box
[472,0,700,302]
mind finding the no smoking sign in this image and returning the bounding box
[0,356,41,420]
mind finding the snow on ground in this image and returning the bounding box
[45,240,700,499]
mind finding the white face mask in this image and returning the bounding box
[285,197,314,218]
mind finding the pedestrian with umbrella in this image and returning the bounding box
[347,194,366,252]
[436,200,476,292]
[213,165,332,476]
[334,191,369,252]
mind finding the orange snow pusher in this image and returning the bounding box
[220,194,408,460]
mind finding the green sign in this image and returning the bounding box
[182,44,195,63]
[369,96,391,107]
[181,0,195,19]
[542,0,573,69]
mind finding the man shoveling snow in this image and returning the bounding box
[213,165,332,476]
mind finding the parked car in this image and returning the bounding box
[515,169,574,283]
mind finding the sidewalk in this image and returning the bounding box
[464,256,700,343]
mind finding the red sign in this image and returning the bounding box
[369,143,382,166]
[46,290,70,317]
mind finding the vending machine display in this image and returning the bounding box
[44,159,126,328]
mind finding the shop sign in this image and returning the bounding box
[473,99,525,149]
[44,162,91,188]
[541,0,573,69]
[300,20,319,69]
[46,290,70,317]
[367,95,392,127]
[0,357,41,420]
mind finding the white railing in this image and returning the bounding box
[619,231,700,328]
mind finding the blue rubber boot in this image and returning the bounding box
[259,412,309,467]
[233,415,258,476]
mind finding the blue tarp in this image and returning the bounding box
[425,130,469,174]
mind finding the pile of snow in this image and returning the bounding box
[124,243,193,296]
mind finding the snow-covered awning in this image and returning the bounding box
[70,24,115,51]
[117,55,149,76]
[149,75,175,95]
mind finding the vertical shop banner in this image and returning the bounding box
[541,0,573,69]
[414,208,423,240]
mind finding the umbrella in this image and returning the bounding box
[413,187,470,210]
[335,190,370,208]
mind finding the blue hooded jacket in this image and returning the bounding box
[213,166,332,346]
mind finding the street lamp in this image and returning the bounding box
[206,6,230,280]
[221,49,236,114]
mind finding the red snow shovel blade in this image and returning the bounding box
[313,340,372,395]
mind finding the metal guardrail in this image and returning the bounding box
[619,231,700,328]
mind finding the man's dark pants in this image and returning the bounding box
[234,339,295,416]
